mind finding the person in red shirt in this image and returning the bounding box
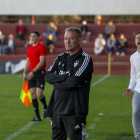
[16,19,25,40]
[23,31,47,121]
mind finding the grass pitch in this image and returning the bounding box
[0,74,134,140]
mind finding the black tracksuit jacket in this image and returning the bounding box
[44,48,93,119]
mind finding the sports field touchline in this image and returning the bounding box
[4,74,110,140]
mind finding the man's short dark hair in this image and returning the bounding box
[65,27,81,38]
[31,31,40,37]
[135,31,140,36]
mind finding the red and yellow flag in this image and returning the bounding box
[20,80,32,107]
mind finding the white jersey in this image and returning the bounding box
[128,50,140,93]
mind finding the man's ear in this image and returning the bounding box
[78,38,81,44]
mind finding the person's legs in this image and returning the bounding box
[36,88,47,109]
[30,87,41,120]
[51,114,67,140]
[36,70,47,118]
[28,79,41,120]
[122,46,126,53]
[86,32,91,42]
[4,45,8,54]
[21,32,24,40]
[1,46,5,55]
[62,115,86,140]
[49,44,55,54]
[51,32,57,42]
[116,47,120,55]
[45,32,50,39]
[107,47,111,54]
[132,92,140,139]
[10,45,15,54]
[94,46,104,55]
[0,46,2,55]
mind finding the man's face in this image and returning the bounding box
[64,31,81,52]
[110,34,114,39]
[120,34,124,39]
[30,33,39,43]
[135,33,140,50]
[109,21,113,26]
[99,34,103,38]
[19,20,23,25]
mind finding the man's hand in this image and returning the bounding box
[23,73,27,81]
[27,71,34,80]
[123,88,132,99]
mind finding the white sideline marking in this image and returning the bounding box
[98,113,104,116]
[94,117,100,121]
[5,75,109,140]
[4,121,36,140]
[91,74,110,88]
[86,113,104,138]
[88,123,96,129]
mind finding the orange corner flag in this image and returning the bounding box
[20,80,32,107]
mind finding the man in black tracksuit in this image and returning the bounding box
[44,27,93,140]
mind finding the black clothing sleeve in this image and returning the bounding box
[44,56,68,84]
[53,57,93,90]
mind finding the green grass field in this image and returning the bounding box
[0,74,135,140]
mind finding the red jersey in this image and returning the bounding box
[17,26,24,32]
[27,43,47,71]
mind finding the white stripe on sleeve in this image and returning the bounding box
[75,52,90,76]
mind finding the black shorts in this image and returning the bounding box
[28,70,46,90]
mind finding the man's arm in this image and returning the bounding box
[44,55,68,84]
[23,58,30,80]
[27,56,45,80]
[53,56,93,90]
[123,56,136,98]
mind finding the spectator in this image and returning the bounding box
[0,35,7,55]
[0,31,3,39]
[94,15,102,25]
[45,22,57,42]
[24,35,32,48]
[104,21,115,39]
[81,20,91,43]
[107,34,116,54]
[116,34,127,56]
[16,19,25,41]
[39,36,43,44]
[7,34,15,54]
[94,33,106,55]
[47,34,55,54]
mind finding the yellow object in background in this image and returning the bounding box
[108,53,111,75]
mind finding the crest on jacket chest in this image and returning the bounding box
[59,70,70,76]
[74,60,79,67]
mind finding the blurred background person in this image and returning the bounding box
[94,15,102,25]
[7,34,15,54]
[107,34,116,54]
[94,33,106,55]
[24,35,32,48]
[0,31,3,39]
[16,19,25,41]
[104,21,115,39]
[0,35,7,55]
[45,22,57,42]
[81,20,91,43]
[46,34,55,55]
[116,33,127,56]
